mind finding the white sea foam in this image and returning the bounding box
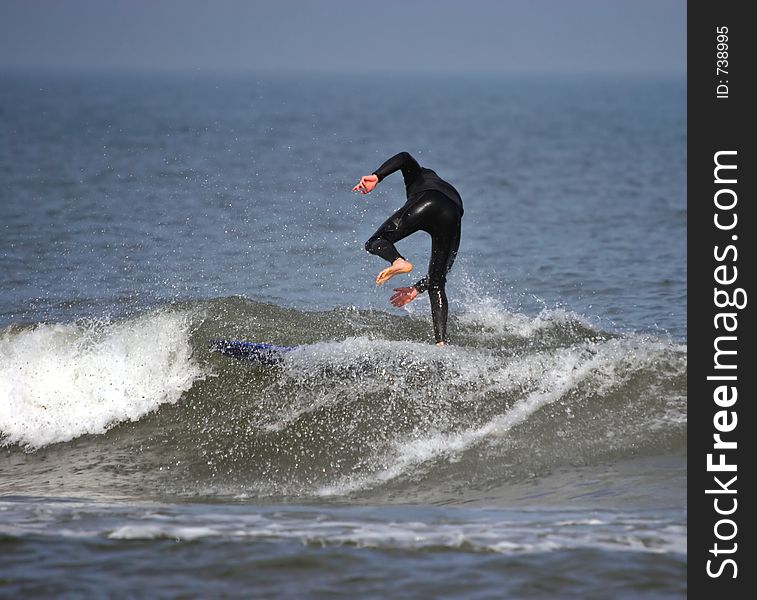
[109,525,219,541]
[0,310,207,449]
[101,517,684,554]
[0,498,686,555]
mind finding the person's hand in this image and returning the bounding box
[390,286,418,308]
[352,174,378,194]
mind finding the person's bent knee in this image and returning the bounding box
[365,238,380,254]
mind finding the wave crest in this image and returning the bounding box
[0,309,207,449]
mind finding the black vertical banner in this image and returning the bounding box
[689,1,755,596]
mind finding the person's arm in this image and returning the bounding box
[372,152,422,185]
[412,277,429,294]
[353,151,422,195]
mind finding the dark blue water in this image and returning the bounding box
[1,71,686,598]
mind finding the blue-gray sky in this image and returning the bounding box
[0,0,685,75]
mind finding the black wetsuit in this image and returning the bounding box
[364,152,463,343]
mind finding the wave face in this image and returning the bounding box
[0,297,686,503]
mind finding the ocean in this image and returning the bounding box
[1,70,686,598]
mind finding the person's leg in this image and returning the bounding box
[427,236,451,344]
[364,228,402,263]
[364,199,427,284]
[442,219,461,277]
[425,201,462,345]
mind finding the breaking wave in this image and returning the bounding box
[1,296,686,502]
